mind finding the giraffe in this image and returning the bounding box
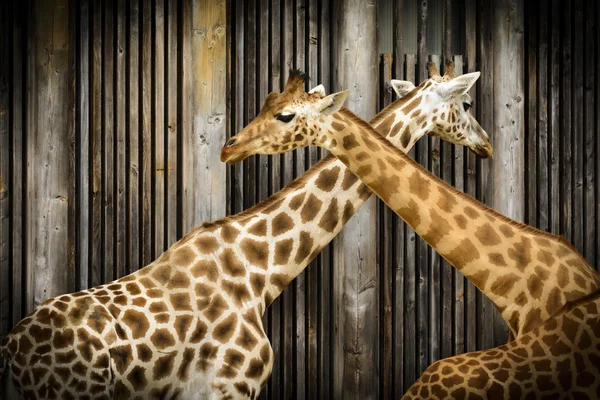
[0,68,490,400]
[221,69,600,346]
[401,291,600,399]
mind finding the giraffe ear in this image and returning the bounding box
[390,80,415,98]
[436,72,481,99]
[308,84,326,97]
[317,90,349,115]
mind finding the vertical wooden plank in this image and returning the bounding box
[165,0,178,249]
[415,0,429,375]
[115,0,127,278]
[141,0,152,267]
[103,0,116,282]
[561,1,573,245]
[0,0,10,337]
[26,0,71,309]
[317,2,333,398]
[128,0,141,273]
[477,0,495,351]
[331,0,378,398]
[464,0,478,354]
[244,0,257,212]
[90,0,103,288]
[379,52,394,400]
[439,59,454,362]
[154,0,166,256]
[583,0,595,265]
[306,0,320,395]
[439,0,455,364]
[525,0,538,228]
[428,54,443,365]
[597,0,600,271]
[182,0,227,230]
[271,1,293,398]
[549,0,560,237]
[572,0,584,255]
[491,0,524,346]
[231,0,244,216]
[452,56,465,357]
[402,53,416,392]
[293,1,307,398]
[10,0,26,328]
[265,1,281,396]
[537,0,549,233]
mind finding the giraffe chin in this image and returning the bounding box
[471,143,493,158]
[220,150,250,164]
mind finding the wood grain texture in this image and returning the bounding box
[491,0,525,346]
[331,1,378,398]
[27,0,71,310]
[182,0,227,231]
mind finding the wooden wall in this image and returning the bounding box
[1,0,599,398]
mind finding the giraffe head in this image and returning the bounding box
[389,60,492,157]
[221,64,491,163]
[220,69,350,163]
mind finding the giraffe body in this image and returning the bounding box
[0,68,490,399]
[403,291,600,399]
[223,67,600,394]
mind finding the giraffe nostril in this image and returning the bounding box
[226,138,236,147]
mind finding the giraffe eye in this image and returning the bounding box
[463,102,472,111]
[275,113,295,123]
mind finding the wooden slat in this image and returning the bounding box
[182,0,227,230]
[306,1,320,395]
[549,0,561,236]
[331,1,378,398]
[452,56,466,357]
[597,0,600,271]
[0,0,10,337]
[78,0,91,288]
[273,1,294,398]
[583,0,595,265]
[561,1,573,244]
[317,2,333,398]
[526,0,538,228]
[428,54,443,364]
[128,0,141,273]
[402,53,417,389]
[103,0,116,282]
[379,52,394,400]
[294,1,307,397]
[572,0,584,255]
[141,0,152,267]
[10,0,25,328]
[264,1,279,396]
[464,0,478,355]
[477,0,496,351]
[537,0,549,233]
[90,0,103,288]
[165,0,178,248]
[27,0,71,309]
[416,0,429,375]
[115,0,127,278]
[491,0,525,346]
[154,0,166,257]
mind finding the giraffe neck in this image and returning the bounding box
[179,88,433,309]
[320,108,600,339]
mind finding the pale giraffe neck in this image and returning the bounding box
[317,107,600,339]
[177,86,433,309]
